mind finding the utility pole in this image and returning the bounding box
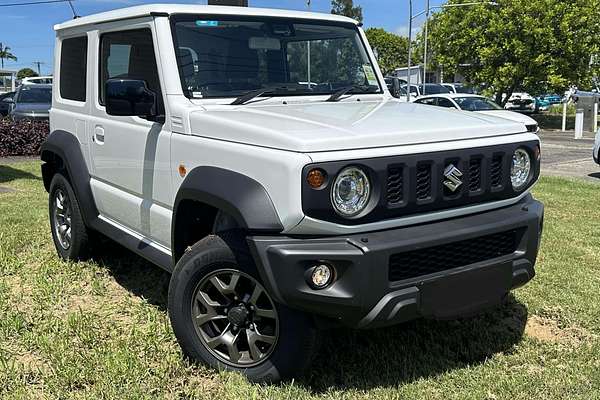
[422,0,430,95]
[407,0,413,102]
[306,0,311,89]
[33,61,45,75]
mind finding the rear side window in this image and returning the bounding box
[60,36,88,102]
[437,98,456,108]
[99,29,162,106]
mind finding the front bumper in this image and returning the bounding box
[248,195,543,329]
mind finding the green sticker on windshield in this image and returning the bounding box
[363,65,378,86]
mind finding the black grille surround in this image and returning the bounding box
[301,141,540,225]
[388,229,524,282]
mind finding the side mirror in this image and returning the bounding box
[392,79,402,98]
[105,78,157,118]
[2,97,14,104]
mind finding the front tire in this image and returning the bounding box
[168,232,319,383]
[48,173,90,261]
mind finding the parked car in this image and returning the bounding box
[505,92,537,114]
[6,84,52,121]
[43,4,544,383]
[537,94,562,105]
[414,94,539,133]
[594,128,600,165]
[402,83,451,98]
[0,91,15,117]
[441,82,476,94]
[21,76,53,85]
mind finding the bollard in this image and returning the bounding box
[595,102,598,132]
[575,109,584,139]
[562,102,568,132]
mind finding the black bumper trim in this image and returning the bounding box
[247,195,543,329]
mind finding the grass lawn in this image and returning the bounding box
[1,161,599,399]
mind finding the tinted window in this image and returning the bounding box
[416,98,437,106]
[455,96,502,111]
[419,84,450,94]
[16,87,52,104]
[99,29,162,107]
[437,98,456,108]
[60,36,87,101]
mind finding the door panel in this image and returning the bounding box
[90,26,172,247]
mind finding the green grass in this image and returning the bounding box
[1,162,600,399]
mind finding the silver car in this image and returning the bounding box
[6,84,52,121]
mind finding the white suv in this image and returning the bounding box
[42,4,544,383]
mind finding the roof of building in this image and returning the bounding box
[54,4,358,31]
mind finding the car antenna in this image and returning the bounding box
[67,0,79,19]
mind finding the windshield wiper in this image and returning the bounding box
[231,86,296,105]
[326,85,376,102]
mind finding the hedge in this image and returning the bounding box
[0,118,50,157]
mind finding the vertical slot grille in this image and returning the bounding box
[491,155,503,187]
[387,167,404,205]
[415,164,432,200]
[469,158,482,192]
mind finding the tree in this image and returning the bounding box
[365,28,411,75]
[331,0,363,23]
[428,0,600,105]
[17,68,38,80]
[0,43,17,69]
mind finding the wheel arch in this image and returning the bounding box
[172,166,284,263]
[40,130,98,225]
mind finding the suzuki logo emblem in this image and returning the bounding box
[443,164,463,192]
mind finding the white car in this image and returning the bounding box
[504,92,537,114]
[414,93,539,133]
[42,4,544,383]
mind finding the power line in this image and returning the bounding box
[0,0,73,7]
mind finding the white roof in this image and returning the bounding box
[54,4,358,31]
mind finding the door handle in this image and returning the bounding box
[94,126,105,145]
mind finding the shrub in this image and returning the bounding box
[0,117,49,157]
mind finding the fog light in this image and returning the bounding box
[310,264,334,289]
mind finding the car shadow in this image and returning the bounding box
[301,296,528,392]
[0,164,41,184]
[588,172,600,181]
[90,235,528,390]
[90,235,170,312]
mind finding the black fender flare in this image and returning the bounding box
[172,166,284,253]
[40,130,99,225]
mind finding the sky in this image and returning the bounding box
[0,0,443,75]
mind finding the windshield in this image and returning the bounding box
[16,87,52,104]
[454,96,503,111]
[171,16,381,99]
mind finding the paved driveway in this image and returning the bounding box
[539,130,600,184]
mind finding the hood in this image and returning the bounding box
[13,103,51,114]
[189,99,527,152]
[476,110,537,126]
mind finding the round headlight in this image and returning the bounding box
[331,167,371,217]
[511,148,532,190]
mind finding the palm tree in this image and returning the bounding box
[0,43,17,69]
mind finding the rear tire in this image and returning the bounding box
[48,173,90,261]
[168,231,319,383]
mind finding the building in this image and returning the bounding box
[393,65,468,85]
[0,69,16,94]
